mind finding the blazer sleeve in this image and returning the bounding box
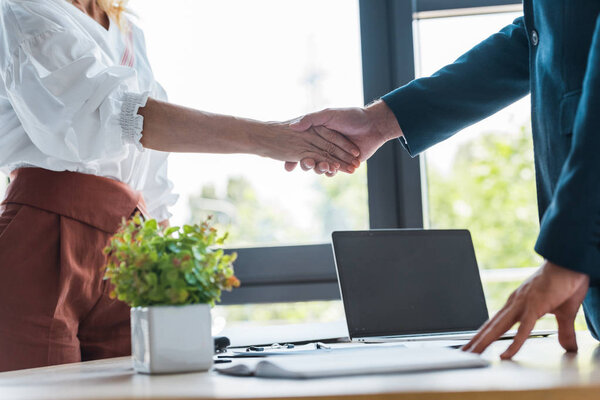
[381,17,530,156]
[535,16,600,278]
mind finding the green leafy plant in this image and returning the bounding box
[103,214,239,307]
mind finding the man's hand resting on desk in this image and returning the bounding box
[463,261,589,359]
[285,100,403,176]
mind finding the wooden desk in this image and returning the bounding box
[2,333,600,400]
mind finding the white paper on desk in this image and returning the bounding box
[215,346,488,379]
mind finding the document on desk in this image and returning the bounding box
[215,346,488,379]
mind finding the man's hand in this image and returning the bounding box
[285,100,403,176]
[463,261,589,359]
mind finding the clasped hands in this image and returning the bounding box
[281,100,402,177]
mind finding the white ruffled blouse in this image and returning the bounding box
[0,0,178,221]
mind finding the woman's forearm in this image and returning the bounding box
[137,98,361,172]
[139,98,272,155]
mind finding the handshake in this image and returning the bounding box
[275,101,403,177]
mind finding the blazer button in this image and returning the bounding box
[531,29,539,46]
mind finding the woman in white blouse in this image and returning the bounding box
[0,0,361,372]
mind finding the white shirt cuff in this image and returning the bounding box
[120,91,150,151]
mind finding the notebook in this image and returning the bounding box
[215,345,488,379]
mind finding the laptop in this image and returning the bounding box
[331,229,554,342]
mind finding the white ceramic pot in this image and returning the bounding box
[130,304,213,374]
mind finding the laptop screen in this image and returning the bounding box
[332,230,489,339]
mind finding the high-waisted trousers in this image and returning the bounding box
[0,168,147,372]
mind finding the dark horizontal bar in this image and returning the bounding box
[236,279,338,288]
[416,0,520,12]
[219,282,341,305]
[224,243,338,286]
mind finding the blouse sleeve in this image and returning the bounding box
[1,24,148,162]
[141,150,179,222]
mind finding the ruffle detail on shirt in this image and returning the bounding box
[120,91,150,152]
[144,174,179,222]
[148,194,179,222]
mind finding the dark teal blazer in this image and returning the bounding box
[383,2,600,278]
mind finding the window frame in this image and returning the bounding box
[220,0,521,305]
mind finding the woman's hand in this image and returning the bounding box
[462,261,589,359]
[257,122,361,175]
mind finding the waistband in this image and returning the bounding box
[2,168,148,233]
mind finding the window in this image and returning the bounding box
[133,0,367,247]
[132,0,365,330]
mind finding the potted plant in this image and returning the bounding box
[103,214,239,374]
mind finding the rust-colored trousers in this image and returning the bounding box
[0,168,146,372]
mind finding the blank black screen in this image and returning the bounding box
[332,230,489,338]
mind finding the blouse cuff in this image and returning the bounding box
[120,91,150,151]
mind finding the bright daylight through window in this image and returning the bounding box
[134,0,367,246]
[132,0,365,330]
